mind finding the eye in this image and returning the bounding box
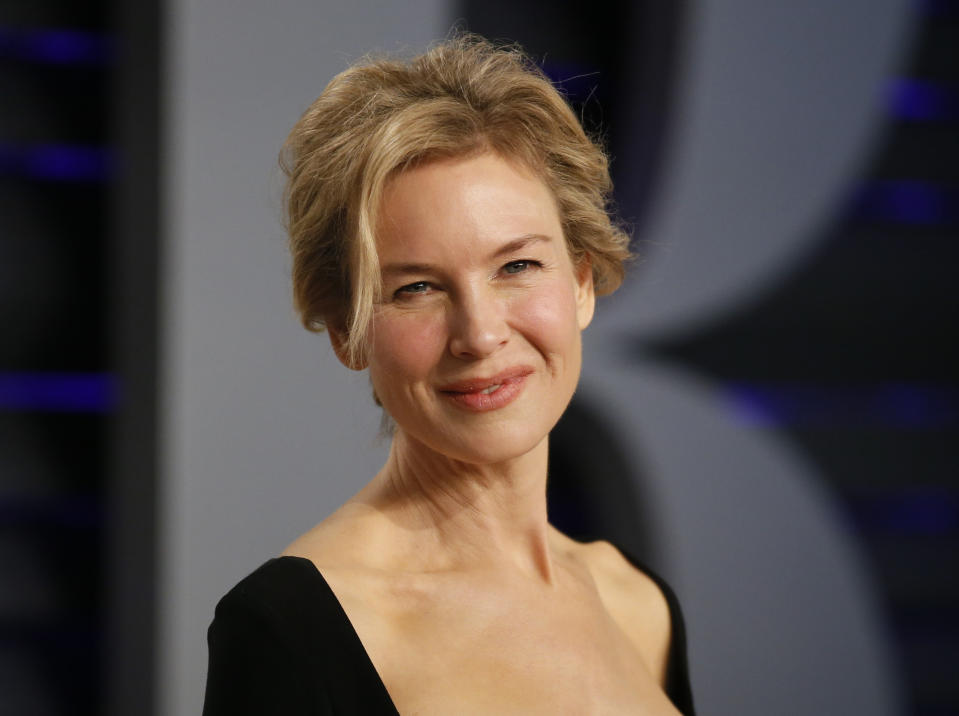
[395,281,431,297]
[503,260,539,275]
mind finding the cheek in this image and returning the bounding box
[369,312,446,383]
[511,280,582,348]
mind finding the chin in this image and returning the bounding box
[409,412,556,467]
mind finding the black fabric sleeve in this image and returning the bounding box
[202,586,326,716]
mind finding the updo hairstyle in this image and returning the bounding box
[281,35,631,367]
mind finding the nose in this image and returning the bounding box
[448,288,510,359]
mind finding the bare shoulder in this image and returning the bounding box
[280,503,376,570]
[278,503,414,609]
[280,519,340,564]
[278,506,403,619]
[575,539,673,686]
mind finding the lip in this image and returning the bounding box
[438,367,534,412]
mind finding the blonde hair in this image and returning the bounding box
[281,35,631,367]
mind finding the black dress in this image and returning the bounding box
[203,547,695,715]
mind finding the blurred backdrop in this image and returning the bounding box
[1,0,957,714]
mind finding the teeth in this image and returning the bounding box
[480,384,502,395]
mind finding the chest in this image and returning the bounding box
[345,579,679,715]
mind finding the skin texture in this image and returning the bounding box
[286,153,679,715]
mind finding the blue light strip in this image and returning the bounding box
[0,144,112,182]
[0,495,102,529]
[850,180,959,226]
[0,27,112,65]
[0,373,117,413]
[921,0,959,18]
[724,382,959,429]
[842,489,958,536]
[888,78,959,121]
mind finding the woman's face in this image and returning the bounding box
[364,151,594,465]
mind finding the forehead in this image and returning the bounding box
[376,152,564,262]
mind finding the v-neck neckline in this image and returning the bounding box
[272,542,693,715]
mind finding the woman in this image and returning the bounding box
[203,36,694,715]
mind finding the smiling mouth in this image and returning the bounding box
[439,368,533,412]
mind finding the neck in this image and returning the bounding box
[352,427,557,582]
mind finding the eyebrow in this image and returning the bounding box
[380,234,552,277]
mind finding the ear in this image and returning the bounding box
[327,324,368,371]
[574,256,596,330]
